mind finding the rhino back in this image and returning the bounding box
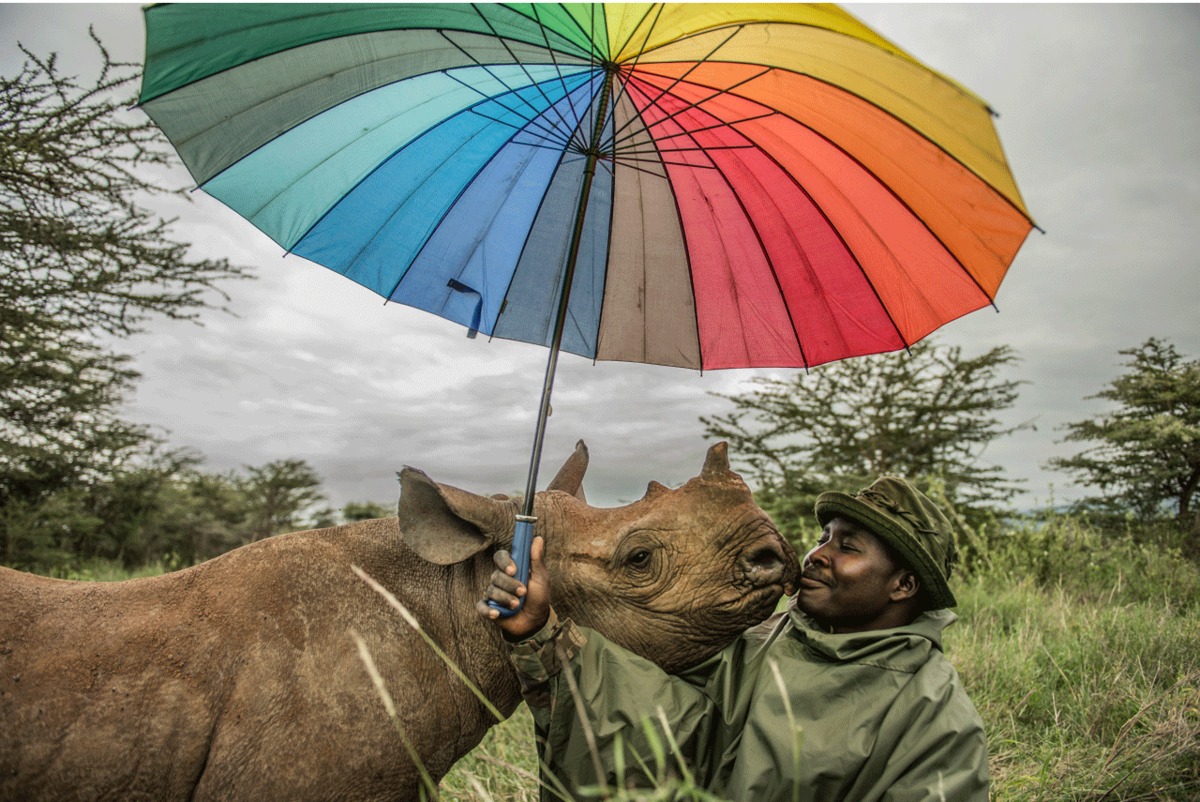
[1,518,520,802]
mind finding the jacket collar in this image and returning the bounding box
[787,603,958,671]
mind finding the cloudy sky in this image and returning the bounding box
[3,3,1198,514]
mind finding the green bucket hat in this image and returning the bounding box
[814,477,959,609]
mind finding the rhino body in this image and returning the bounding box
[0,442,797,801]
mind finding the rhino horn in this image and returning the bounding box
[395,467,514,565]
[700,441,736,481]
[546,440,588,501]
[643,480,671,500]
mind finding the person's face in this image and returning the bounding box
[795,516,915,633]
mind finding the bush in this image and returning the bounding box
[966,511,1200,610]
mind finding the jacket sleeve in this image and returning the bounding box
[508,615,734,798]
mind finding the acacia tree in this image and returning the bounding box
[0,33,251,566]
[240,459,327,543]
[702,340,1027,541]
[1048,338,1200,531]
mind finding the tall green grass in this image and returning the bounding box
[950,513,1200,801]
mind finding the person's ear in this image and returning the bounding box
[891,570,920,602]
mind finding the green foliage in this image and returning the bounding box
[343,500,395,522]
[239,459,327,542]
[2,452,397,574]
[0,32,249,338]
[1048,338,1200,534]
[702,340,1028,546]
[969,511,1200,611]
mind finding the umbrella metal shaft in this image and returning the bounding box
[492,70,616,618]
[520,69,615,519]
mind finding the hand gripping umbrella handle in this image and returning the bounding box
[488,516,535,618]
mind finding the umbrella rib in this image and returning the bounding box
[464,103,574,151]
[603,3,666,135]
[611,110,776,156]
[608,25,746,145]
[610,2,662,65]
[581,5,609,62]
[588,144,622,368]
[444,20,555,126]
[588,3,599,61]
[630,158,721,171]
[528,3,588,150]
[618,144,755,157]
[379,91,594,309]
[728,58,1035,228]
[602,79,706,368]
[438,32,574,149]
[579,4,597,143]
[505,2,604,62]
[594,153,683,175]
[439,66,575,151]
[734,116,916,356]
[806,124,1001,310]
[466,5,582,145]
[490,148,595,344]
[581,5,662,152]
[610,67,773,152]
[482,127,605,352]
[509,138,590,156]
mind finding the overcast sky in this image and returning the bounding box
[3,3,1198,515]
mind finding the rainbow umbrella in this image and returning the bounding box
[138,3,1034,608]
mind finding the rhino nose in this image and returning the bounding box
[738,542,789,587]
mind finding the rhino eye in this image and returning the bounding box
[627,549,652,569]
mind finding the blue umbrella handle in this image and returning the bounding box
[488,516,535,618]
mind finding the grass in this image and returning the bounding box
[954,574,1200,801]
[27,558,174,582]
[438,707,540,802]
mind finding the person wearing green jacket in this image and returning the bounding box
[478,477,988,802]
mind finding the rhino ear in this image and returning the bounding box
[546,440,588,501]
[700,441,735,480]
[395,468,513,565]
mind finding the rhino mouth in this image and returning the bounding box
[735,534,800,595]
[708,585,785,634]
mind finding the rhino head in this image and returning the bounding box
[397,441,799,673]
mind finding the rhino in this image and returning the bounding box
[0,441,798,802]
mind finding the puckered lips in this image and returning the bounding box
[798,570,832,590]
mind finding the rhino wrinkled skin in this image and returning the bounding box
[0,442,798,802]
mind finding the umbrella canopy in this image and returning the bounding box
[139,3,1034,610]
[139,2,1033,373]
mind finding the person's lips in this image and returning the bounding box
[799,572,830,589]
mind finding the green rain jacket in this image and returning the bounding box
[510,600,988,802]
